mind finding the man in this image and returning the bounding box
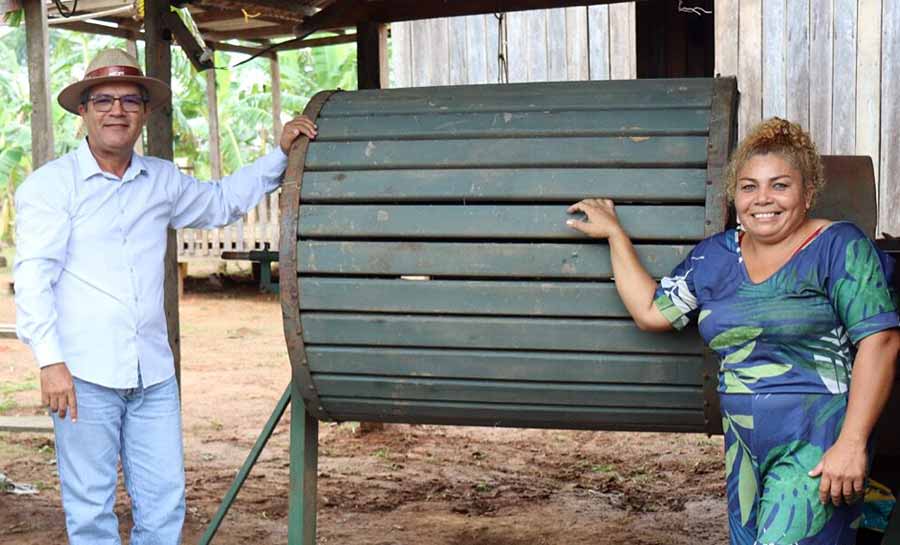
[14,48,317,545]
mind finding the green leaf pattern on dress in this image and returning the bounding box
[724,410,757,526]
[757,440,832,543]
[832,238,895,329]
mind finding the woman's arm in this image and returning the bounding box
[567,198,672,332]
[809,328,900,506]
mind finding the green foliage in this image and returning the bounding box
[0,26,359,241]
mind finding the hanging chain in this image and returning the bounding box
[494,12,509,84]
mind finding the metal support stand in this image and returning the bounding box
[198,382,318,545]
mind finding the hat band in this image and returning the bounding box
[85,65,144,79]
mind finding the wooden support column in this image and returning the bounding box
[206,51,222,181]
[23,0,54,168]
[205,50,221,256]
[271,53,283,138]
[125,36,144,155]
[144,0,181,385]
[356,22,389,89]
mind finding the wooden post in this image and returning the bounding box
[125,37,145,155]
[356,22,389,89]
[207,50,222,181]
[144,0,181,385]
[23,0,53,169]
[266,52,282,249]
[271,52,283,139]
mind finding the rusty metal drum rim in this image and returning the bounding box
[701,77,739,435]
[280,89,339,422]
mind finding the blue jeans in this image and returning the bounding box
[52,375,185,545]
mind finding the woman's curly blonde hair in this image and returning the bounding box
[724,117,825,206]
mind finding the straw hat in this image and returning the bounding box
[58,48,172,115]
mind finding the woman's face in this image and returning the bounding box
[734,153,811,245]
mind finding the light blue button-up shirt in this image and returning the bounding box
[14,138,288,389]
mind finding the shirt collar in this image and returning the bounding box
[76,138,148,183]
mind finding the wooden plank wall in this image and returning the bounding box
[715,0,900,235]
[390,6,636,88]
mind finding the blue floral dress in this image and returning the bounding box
[652,221,899,545]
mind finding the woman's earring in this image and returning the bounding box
[736,215,743,231]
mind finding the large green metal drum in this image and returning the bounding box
[280,77,738,434]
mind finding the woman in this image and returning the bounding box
[567,118,899,544]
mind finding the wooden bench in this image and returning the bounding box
[220,248,280,293]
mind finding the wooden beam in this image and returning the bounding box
[290,0,643,28]
[271,53,283,137]
[23,0,54,169]
[356,22,388,90]
[201,23,296,41]
[144,0,181,386]
[207,50,222,180]
[162,9,215,71]
[125,38,145,155]
[54,19,137,39]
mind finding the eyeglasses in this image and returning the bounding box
[86,94,147,113]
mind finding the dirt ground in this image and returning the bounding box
[0,269,729,545]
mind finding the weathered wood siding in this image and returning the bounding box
[715,0,900,234]
[390,6,636,88]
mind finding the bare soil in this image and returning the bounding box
[0,271,728,544]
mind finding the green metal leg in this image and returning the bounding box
[260,261,279,294]
[198,384,292,545]
[288,382,318,545]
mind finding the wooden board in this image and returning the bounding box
[738,0,762,138]
[856,0,881,191]
[298,204,706,241]
[761,0,786,118]
[0,416,53,433]
[323,398,706,432]
[314,109,710,141]
[587,5,610,80]
[298,278,632,316]
[883,0,900,236]
[305,136,709,170]
[300,168,708,202]
[306,346,704,384]
[714,0,738,78]
[298,241,692,278]
[809,0,833,152]
[300,313,703,354]
[319,79,715,116]
[313,375,703,409]
[785,0,810,129]
[831,0,857,154]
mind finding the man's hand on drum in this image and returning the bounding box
[279,115,318,154]
[566,198,624,239]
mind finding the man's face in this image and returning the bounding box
[78,82,147,156]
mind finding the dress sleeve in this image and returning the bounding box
[826,224,900,344]
[652,244,705,331]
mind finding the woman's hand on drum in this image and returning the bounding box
[566,198,624,239]
[808,439,867,506]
